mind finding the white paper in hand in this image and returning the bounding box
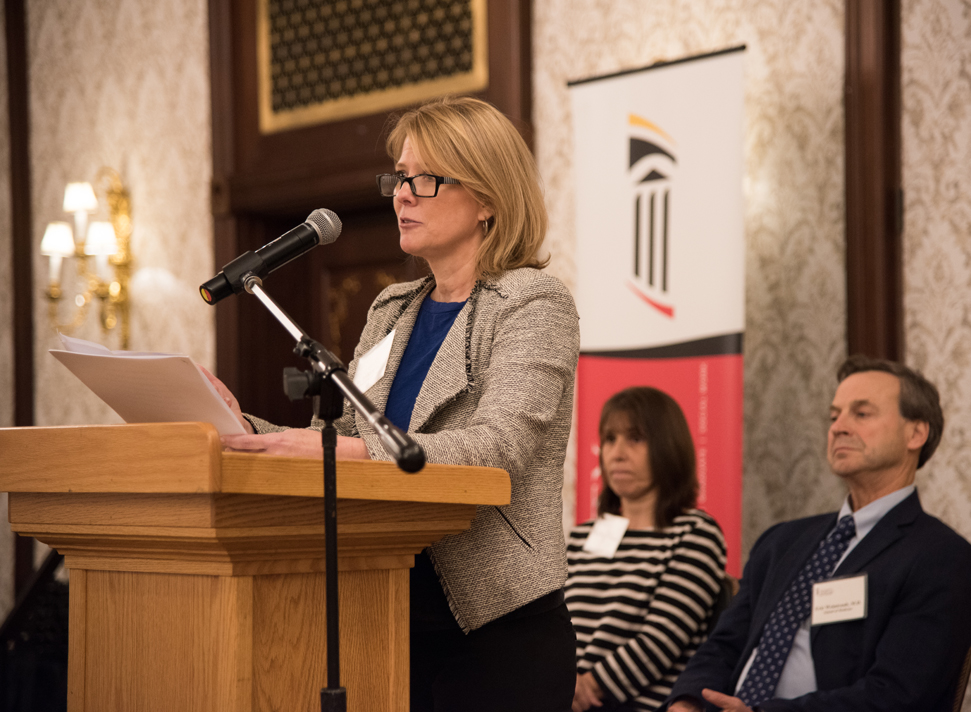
[50,334,246,435]
[353,328,396,393]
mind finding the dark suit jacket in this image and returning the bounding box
[666,491,971,711]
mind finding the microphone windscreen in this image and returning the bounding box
[306,209,342,245]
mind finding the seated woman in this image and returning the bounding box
[566,387,727,712]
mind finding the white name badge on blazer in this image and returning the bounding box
[811,573,867,626]
[353,329,396,393]
[582,513,629,558]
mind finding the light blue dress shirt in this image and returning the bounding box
[734,485,916,700]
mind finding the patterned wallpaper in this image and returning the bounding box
[902,0,971,546]
[534,0,848,553]
[0,3,16,625]
[27,0,214,428]
[4,1,970,681]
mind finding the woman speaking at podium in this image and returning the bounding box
[210,96,580,712]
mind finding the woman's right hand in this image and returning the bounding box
[221,429,321,457]
[572,673,604,711]
[198,365,255,434]
[221,430,371,460]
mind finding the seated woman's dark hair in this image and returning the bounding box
[597,386,698,528]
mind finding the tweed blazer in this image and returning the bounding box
[249,267,580,632]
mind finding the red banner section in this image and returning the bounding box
[576,352,743,576]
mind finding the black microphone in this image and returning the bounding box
[200,209,342,304]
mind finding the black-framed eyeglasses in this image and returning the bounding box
[376,172,460,198]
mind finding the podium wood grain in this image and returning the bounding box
[0,423,509,712]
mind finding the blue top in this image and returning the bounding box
[385,295,466,632]
[383,296,466,431]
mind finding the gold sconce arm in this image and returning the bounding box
[99,167,132,348]
[43,167,133,349]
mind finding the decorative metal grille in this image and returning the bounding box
[258,0,488,133]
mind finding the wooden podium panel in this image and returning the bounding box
[0,423,510,712]
[67,567,407,711]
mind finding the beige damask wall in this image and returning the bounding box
[6,0,970,650]
[28,0,214,428]
[1,6,17,625]
[534,0,848,553]
[902,0,971,545]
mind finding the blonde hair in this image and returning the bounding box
[386,96,549,277]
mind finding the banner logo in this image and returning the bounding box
[569,47,746,574]
[629,114,677,318]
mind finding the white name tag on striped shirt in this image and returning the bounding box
[582,513,630,558]
[353,329,396,393]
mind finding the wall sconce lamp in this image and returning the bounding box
[41,167,133,349]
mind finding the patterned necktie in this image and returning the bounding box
[736,514,857,707]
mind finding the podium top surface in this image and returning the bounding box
[0,422,510,506]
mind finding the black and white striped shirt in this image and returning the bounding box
[566,509,727,710]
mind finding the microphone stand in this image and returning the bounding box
[238,273,425,712]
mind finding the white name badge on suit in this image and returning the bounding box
[353,329,396,393]
[811,573,868,626]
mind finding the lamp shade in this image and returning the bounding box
[83,222,118,255]
[63,182,98,213]
[40,222,76,256]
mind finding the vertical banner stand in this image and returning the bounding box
[569,47,746,574]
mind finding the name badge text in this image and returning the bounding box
[811,573,867,626]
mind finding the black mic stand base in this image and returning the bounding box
[320,687,348,711]
[318,383,346,712]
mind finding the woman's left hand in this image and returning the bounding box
[198,365,254,434]
[572,672,604,711]
[221,429,371,460]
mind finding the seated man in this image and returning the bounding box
[664,356,971,712]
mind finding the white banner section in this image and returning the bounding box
[571,50,745,351]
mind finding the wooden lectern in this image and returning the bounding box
[0,422,510,712]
